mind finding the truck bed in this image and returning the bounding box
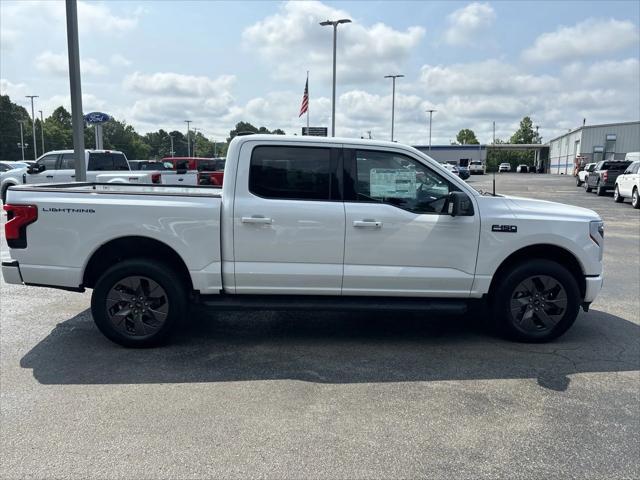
[7,182,222,197]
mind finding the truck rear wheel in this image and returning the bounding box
[91,259,187,347]
[492,260,580,342]
[596,183,606,196]
[632,188,639,209]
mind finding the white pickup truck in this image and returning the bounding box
[2,135,604,347]
[1,149,161,203]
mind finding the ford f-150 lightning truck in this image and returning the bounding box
[2,135,604,347]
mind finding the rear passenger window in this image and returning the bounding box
[88,153,129,171]
[249,146,331,200]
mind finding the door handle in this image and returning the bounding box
[71,175,75,178]
[46,175,54,179]
[353,220,382,228]
[241,216,273,224]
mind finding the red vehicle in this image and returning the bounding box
[161,157,225,186]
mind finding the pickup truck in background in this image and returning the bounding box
[2,135,604,347]
[576,162,596,187]
[1,150,161,203]
[162,157,225,186]
[584,160,632,196]
[613,154,640,208]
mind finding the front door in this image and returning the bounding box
[342,148,480,297]
[232,142,345,295]
[25,153,59,184]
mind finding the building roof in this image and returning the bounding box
[548,120,640,143]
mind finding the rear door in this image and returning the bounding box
[342,148,480,296]
[232,142,345,294]
[55,153,77,182]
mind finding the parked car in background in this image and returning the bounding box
[498,163,511,172]
[129,159,199,185]
[162,157,226,186]
[614,156,640,208]
[516,165,528,173]
[441,163,460,176]
[2,134,604,347]
[457,165,470,180]
[469,161,485,175]
[584,160,632,196]
[576,163,596,187]
[128,160,174,171]
[1,150,161,203]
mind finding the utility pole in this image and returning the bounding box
[426,109,436,150]
[213,140,217,157]
[184,120,192,156]
[384,75,404,142]
[169,134,175,156]
[65,0,86,181]
[25,95,39,159]
[367,130,372,140]
[38,110,45,153]
[320,18,351,137]
[18,120,27,161]
[192,127,200,157]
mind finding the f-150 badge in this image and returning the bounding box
[492,224,517,233]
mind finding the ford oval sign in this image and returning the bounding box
[84,112,111,124]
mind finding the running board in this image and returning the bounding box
[198,294,468,314]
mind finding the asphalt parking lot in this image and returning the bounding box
[1,173,638,479]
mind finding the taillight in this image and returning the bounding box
[151,173,161,184]
[602,171,608,182]
[4,204,38,249]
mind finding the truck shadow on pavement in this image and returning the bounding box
[20,308,639,391]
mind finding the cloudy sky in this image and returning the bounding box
[1,0,639,145]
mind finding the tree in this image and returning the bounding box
[227,121,286,143]
[0,95,33,160]
[510,116,537,144]
[456,129,479,145]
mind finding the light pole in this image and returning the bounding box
[18,120,27,161]
[169,134,175,156]
[213,139,217,157]
[192,127,200,157]
[426,109,436,150]
[25,95,39,159]
[66,0,86,181]
[184,120,192,156]
[320,18,351,137]
[384,75,403,142]
[38,110,45,153]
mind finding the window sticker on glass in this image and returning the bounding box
[370,168,417,199]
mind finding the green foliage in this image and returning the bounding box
[227,121,286,143]
[455,128,479,145]
[0,94,34,160]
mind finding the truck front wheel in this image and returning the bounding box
[91,259,187,347]
[492,260,581,342]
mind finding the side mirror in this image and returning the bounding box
[447,191,474,217]
[176,160,188,175]
[28,164,45,174]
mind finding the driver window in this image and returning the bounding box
[38,154,58,170]
[355,150,453,214]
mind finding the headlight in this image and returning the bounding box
[590,220,604,246]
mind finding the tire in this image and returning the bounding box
[491,259,581,342]
[585,182,592,193]
[613,185,624,203]
[632,188,639,209]
[91,259,188,347]
[576,177,582,187]
[596,183,606,196]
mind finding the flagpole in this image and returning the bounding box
[306,70,310,128]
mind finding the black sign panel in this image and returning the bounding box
[302,127,328,137]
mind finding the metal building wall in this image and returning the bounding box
[413,146,486,165]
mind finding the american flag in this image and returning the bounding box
[299,77,309,117]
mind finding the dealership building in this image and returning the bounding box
[548,121,640,174]
[413,145,487,167]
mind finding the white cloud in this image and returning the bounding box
[443,2,496,46]
[242,0,424,84]
[419,60,560,96]
[124,72,236,97]
[0,78,29,98]
[34,51,108,76]
[110,54,132,68]
[522,18,640,62]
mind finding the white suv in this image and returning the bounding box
[614,155,639,209]
[498,163,511,172]
[469,161,485,175]
[577,163,596,187]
